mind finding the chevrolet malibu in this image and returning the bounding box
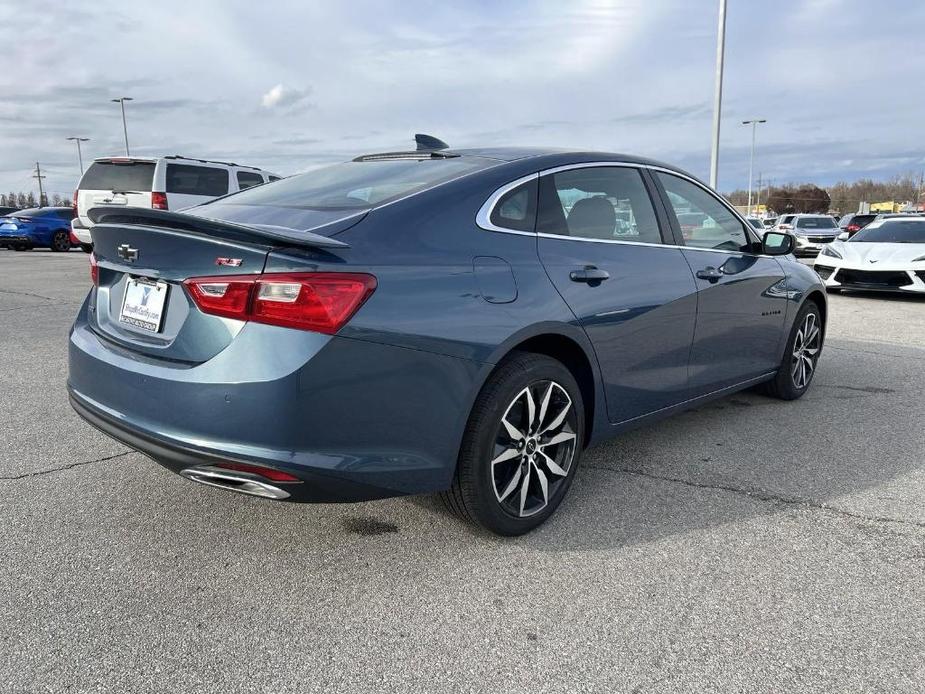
[68,139,826,535]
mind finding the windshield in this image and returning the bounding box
[796,217,837,229]
[205,157,494,211]
[850,220,925,243]
[80,161,156,192]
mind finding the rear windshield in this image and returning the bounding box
[80,161,155,192]
[796,217,837,229]
[851,220,925,243]
[206,157,494,211]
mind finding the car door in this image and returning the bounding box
[164,163,231,210]
[652,170,788,395]
[536,164,698,424]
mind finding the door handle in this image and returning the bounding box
[696,267,724,283]
[569,266,610,284]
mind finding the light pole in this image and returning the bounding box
[66,137,90,175]
[742,119,766,216]
[709,0,727,189]
[111,97,133,156]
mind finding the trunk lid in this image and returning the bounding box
[86,208,355,363]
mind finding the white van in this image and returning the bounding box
[71,155,281,247]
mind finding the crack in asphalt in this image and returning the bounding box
[0,300,81,313]
[0,287,59,302]
[0,451,131,481]
[586,465,925,530]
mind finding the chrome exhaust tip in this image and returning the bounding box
[179,465,291,500]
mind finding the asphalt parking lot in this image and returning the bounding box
[1,250,923,693]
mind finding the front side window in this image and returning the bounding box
[489,179,537,232]
[657,173,752,252]
[166,164,230,197]
[236,171,265,190]
[537,166,662,243]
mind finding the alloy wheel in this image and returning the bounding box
[52,232,70,252]
[791,312,821,389]
[491,380,577,517]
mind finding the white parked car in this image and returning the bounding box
[813,217,925,293]
[71,156,281,250]
[778,214,840,256]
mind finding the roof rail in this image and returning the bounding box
[164,154,263,172]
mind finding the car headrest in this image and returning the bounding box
[567,197,615,239]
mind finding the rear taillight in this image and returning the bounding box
[69,231,81,245]
[846,224,860,232]
[89,253,99,286]
[151,191,168,210]
[72,190,78,209]
[213,462,300,482]
[184,272,377,334]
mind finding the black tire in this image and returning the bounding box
[80,243,93,254]
[760,300,823,400]
[50,230,71,252]
[440,351,585,535]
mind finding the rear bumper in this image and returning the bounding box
[68,388,392,502]
[71,219,92,244]
[68,296,482,502]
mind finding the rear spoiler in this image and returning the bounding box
[87,207,350,249]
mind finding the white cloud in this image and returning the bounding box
[260,84,312,111]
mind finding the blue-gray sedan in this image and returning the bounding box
[68,140,826,535]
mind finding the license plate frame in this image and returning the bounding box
[119,277,169,333]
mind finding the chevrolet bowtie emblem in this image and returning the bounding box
[118,244,139,263]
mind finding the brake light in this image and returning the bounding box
[846,224,860,232]
[213,462,300,482]
[151,191,168,210]
[184,272,377,334]
[69,230,81,245]
[89,253,99,286]
[72,190,78,209]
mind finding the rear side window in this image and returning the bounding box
[268,175,282,182]
[237,171,264,190]
[79,161,155,192]
[538,167,662,243]
[53,209,75,220]
[166,164,230,197]
[490,180,537,232]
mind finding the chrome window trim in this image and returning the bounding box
[475,173,539,233]
[476,161,775,258]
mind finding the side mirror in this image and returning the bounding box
[762,230,794,256]
[837,231,849,241]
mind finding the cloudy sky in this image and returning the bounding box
[1,0,923,198]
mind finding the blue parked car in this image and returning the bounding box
[0,207,75,251]
[68,138,826,535]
